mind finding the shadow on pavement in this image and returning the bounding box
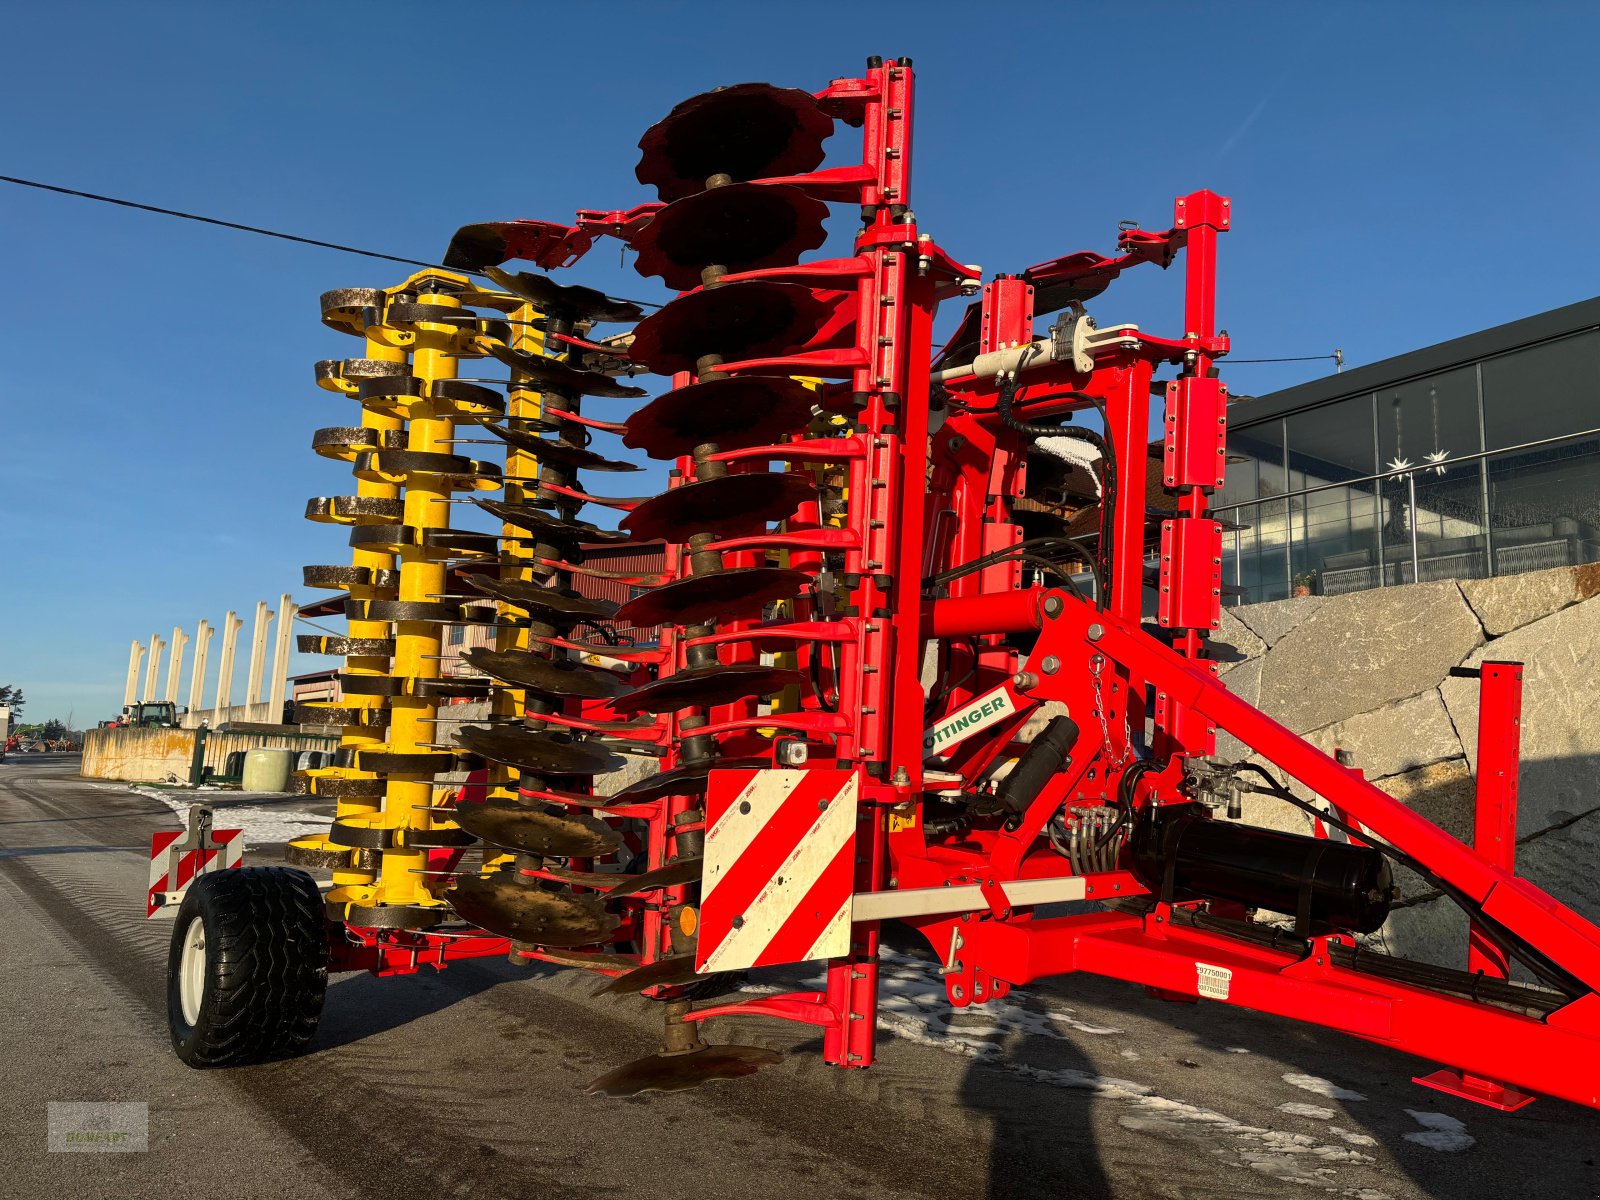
[960,1029,1113,1200]
[0,843,143,857]
[311,958,523,1054]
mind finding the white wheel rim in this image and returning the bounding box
[179,915,207,1025]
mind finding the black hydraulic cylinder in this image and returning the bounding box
[996,716,1079,816]
[1129,804,1395,935]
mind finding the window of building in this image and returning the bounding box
[1281,395,1382,595]
[1380,465,1489,584]
[1291,486,1382,596]
[448,625,464,646]
[1487,435,1600,576]
[1228,497,1290,604]
[1218,418,1286,509]
[1287,395,1377,487]
[1482,330,1600,451]
[1377,365,1481,477]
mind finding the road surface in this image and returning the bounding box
[3,754,1597,1199]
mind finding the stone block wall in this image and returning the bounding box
[1213,563,1600,970]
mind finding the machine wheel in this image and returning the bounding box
[167,867,328,1068]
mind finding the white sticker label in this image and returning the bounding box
[922,684,1019,760]
[1195,962,1232,1000]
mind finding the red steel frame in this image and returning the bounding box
[321,56,1600,1114]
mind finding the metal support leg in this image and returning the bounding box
[1414,660,1535,1111]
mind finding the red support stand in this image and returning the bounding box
[1469,662,1525,979]
[1413,661,1536,1112]
[1413,1068,1536,1113]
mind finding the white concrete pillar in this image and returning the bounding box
[124,641,146,707]
[266,592,295,723]
[245,600,274,708]
[165,625,189,704]
[188,620,212,714]
[143,634,166,703]
[213,610,243,724]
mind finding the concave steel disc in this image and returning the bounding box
[481,423,640,473]
[481,341,647,400]
[448,870,620,947]
[452,797,622,857]
[519,784,651,811]
[621,472,815,541]
[442,223,519,271]
[475,499,628,545]
[618,567,810,628]
[629,282,832,377]
[585,1045,783,1097]
[421,527,500,554]
[304,495,404,526]
[463,647,626,701]
[609,758,770,804]
[482,265,644,324]
[594,953,708,996]
[635,82,833,203]
[464,574,619,623]
[604,856,705,899]
[533,948,639,973]
[319,287,384,336]
[454,724,621,776]
[623,376,816,460]
[612,663,804,715]
[632,184,829,291]
[539,862,632,889]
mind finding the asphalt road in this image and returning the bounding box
[3,754,1598,1199]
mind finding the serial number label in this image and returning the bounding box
[1195,962,1233,1000]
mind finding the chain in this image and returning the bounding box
[1089,653,1131,772]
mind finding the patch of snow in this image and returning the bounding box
[1241,1154,1339,1185]
[207,806,328,847]
[1119,1048,1140,1060]
[1283,1073,1368,1102]
[1224,1046,1250,1054]
[1328,1127,1378,1147]
[1119,1109,1373,1190]
[140,790,327,851]
[1403,1109,1474,1152]
[1277,1102,1336,1120]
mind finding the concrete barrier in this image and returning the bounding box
[82,726,196,784]
[81,725,338,785]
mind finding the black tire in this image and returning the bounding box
[167,867,328,1068]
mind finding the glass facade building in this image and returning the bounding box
[1218,298,1600,603]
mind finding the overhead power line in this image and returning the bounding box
[1225,349,1345,371]
[0,172,663,308]
[0,173,449,270]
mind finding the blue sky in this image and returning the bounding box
[3,1,1598,724]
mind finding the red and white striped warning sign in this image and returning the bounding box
[696,768,859,972]
[147,806,242,917]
